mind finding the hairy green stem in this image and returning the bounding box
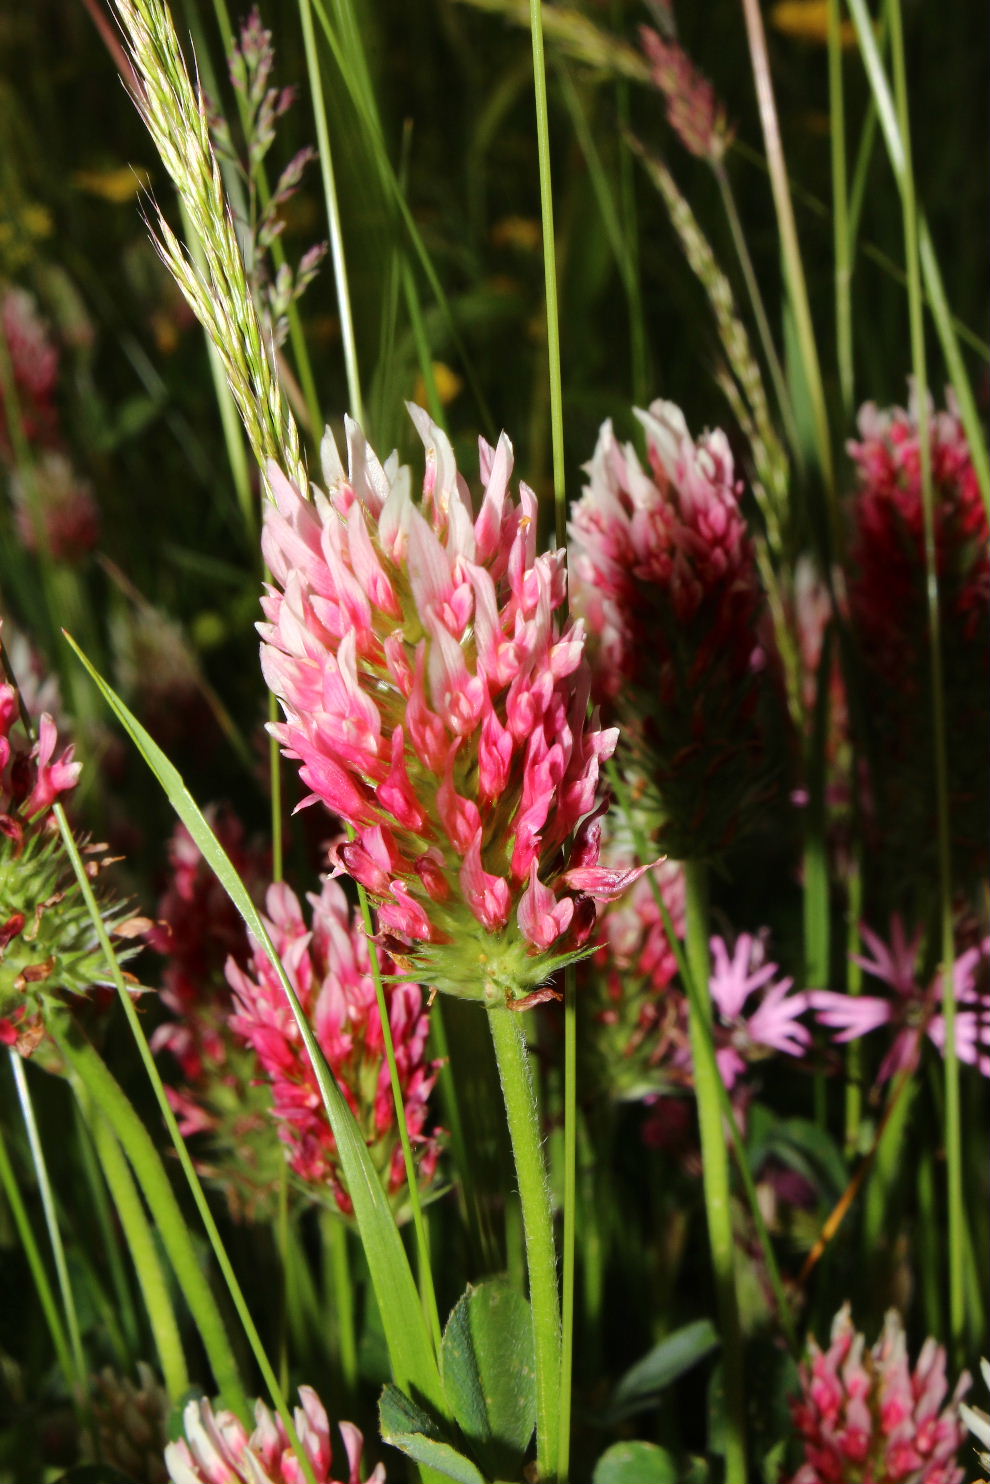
[489,1007,561,1483]
[683,861,746,1484]
[558,984,577,1478]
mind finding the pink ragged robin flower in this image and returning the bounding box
[260,406,641,1008]
[786,1304,969,1484]
[569,400,769,859]
[226,876,441,1216]
[847,387,989,889]
[165,1387,385,1484]
[640,25,734,163]
[809,916,990,1084]
[704,932,811,1091]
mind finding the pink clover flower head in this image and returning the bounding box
[847,385,989,887]
[786,1303,969,1484]
[259,406,633,1007]
[590,853,689,1100]
[151,809,266,1085]
[226,875,441,1216]
[809,915,990,1083]
[707,932,811,1090]
[1,285,60,451]
[569,401,768,860]
[0,623,143,1057]
[150,811,284,1220]
[639,26,734,162]
[164,1388,386,1484]
[12,450,101,563]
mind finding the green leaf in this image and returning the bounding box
[747,1108,848,1206]
[441,1278,536,1480]
[602,1319,720,1423]
[63,634,446,1420]
[379,1385,487,1484]
[592,1441,678,1484]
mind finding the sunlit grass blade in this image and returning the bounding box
[8,1053,88,1392]
[63,631,448,1418]
[86,1104,190,1401]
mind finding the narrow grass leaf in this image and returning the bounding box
[63,633,447,1418]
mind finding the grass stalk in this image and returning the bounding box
[556,66,646,411]
[308,0,494,434]
[884,0,964,1355]
[354,872,443,1355]
[529,0,566,537]
[74,1106,141,1357]
[204,0,324,441]
[297,0,364,428]
[605,763,795,1347]
[489,1007,561,1484]
[9,1051,88,1390]
[48,798,325,1481]
[843,859,864,1155]
[176,194,256,538]
[324,1214,359,1397]
[528,9,572,1471]
[0,1102,79,1401]
[713,161,799,453]
[826,0,853,417]
[683,861,747,1484]
[844,0,990,514]
[87,1107,190,1400]
[738,0,836,541]
[54,1019,248,1415]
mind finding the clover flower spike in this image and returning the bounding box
[259,406,641,1007]
[226,875,440,1216]
[569,400,768,859]
[164,1388,385,1484]
[786,1304,969,1484]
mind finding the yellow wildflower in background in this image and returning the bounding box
[770,1,855,45]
